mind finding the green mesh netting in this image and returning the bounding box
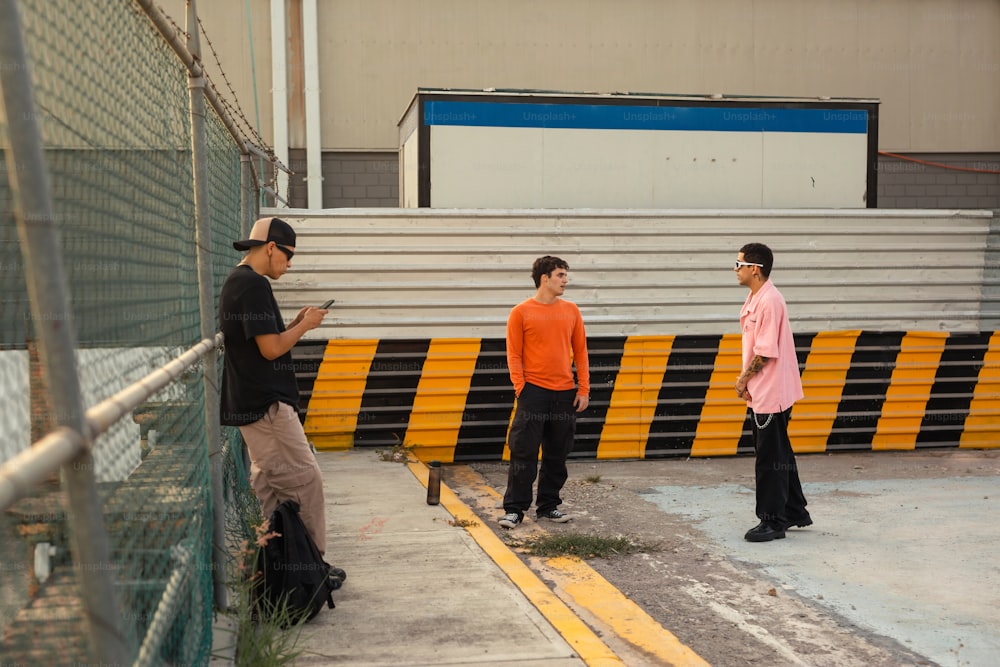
[1,1,258,664]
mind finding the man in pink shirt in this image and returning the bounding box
[734,243,811,542]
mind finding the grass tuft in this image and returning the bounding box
[514,532,656,559]
[224,520,307,666]
[375,436,415,462]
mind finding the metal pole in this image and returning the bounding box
[0,1,127,663]
[241,153,255,237]
[239,157,258,479]
[0,427,83,510]
[269,0,289,206]
[302,0,323,208]
[186,0,228,612]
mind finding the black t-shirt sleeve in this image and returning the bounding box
[235,278,284,341]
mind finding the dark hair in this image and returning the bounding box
[531,255,569,287]
[739,243,773,278]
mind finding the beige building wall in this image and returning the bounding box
[163,0,1000,208]
[171,0,999,152]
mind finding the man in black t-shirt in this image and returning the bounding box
[220,217,331,556]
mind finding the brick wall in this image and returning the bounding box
[287,150,398,208]
[877,153,1000,210]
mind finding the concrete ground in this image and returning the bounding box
[216,447,999,666]
[631,453,1000,666]
[294,450,592,666]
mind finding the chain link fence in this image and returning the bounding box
[0,1,284,663]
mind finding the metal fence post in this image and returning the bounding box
[0,1,128,663]
[241,152,256,237]
[186,0,228,611]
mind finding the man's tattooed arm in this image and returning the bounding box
[736,355,769,398]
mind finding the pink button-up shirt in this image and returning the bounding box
[740,279,804,413]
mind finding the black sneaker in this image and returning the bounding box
[537,509,571,523]
[498,512,522,529]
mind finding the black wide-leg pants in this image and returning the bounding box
[751,407,809,528]
[503,383,578,516]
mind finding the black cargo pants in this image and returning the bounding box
[503,383,578,517]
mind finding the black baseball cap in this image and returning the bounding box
[233,217,296,251]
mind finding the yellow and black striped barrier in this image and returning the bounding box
[295,331,1000,461]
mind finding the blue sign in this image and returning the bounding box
[424,101,867,134]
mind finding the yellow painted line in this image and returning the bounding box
[872,332,948,451]
[788,331,860,453]
[961,331,1000,449]
[304,339,379,449]
[459,472,710,666]
[598,335,673,459]
[406,339,482,463]
[548,556,711,667]
[406,461,623,665]
[691,334,744,457]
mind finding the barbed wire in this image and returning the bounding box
[147,3,284,199]
[194,13,288,202]
[151,5,277,159]
[196,14,269,152]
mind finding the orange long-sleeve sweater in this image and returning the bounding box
[506,298,590,397]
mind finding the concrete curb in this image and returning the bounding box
[433,462,710,667]
[406,459,624,666]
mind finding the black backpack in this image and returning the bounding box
[253,500,336,626]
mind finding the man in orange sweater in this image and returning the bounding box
[499,256,590,528]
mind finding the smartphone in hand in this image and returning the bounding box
[319,299,336,309]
